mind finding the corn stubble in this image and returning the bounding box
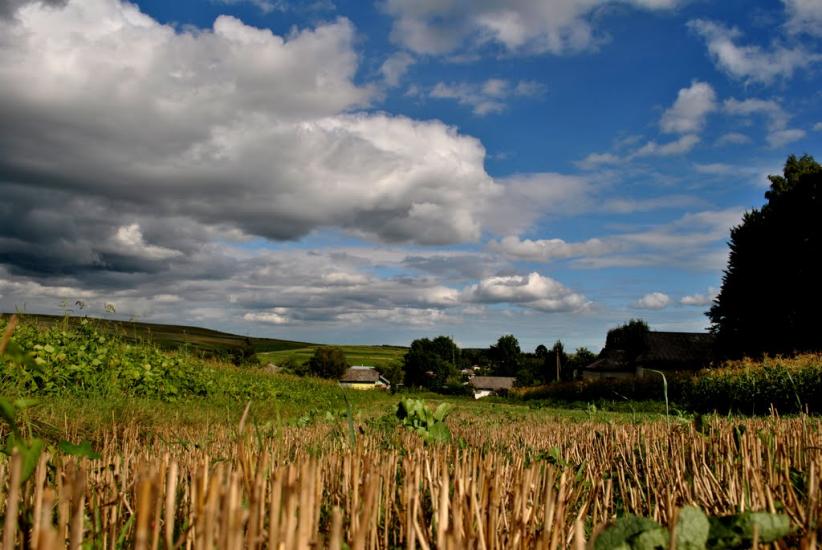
[0,415,820,549]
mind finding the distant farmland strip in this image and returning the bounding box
[259,345,407,369]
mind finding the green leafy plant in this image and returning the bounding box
[592,505,792,550]
[395,398,453,443]
[57,439,101,460]
[0,397,45,483]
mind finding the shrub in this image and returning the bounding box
[307,347,348,379]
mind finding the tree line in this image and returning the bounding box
[280,334,597,392]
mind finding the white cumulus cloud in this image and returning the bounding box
[660,81,717,135]
[688,19,818,85]
[634,292,671,309]
[112,224,182,260]
[680,287,718,306]
[462,272,590,313]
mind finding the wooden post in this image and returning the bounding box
[555,349,561,382]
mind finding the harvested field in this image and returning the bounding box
[1,412,819,549]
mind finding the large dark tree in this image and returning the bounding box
[307,347,349,379]
[709,154,822,356]
[403,336,460,388]
[605,319,649,360]
[489,334,521,376]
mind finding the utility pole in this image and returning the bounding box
[555,348,561,382]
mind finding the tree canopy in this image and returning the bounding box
[307,347,349,379]
[709,154,822,356]
[489,334,521,376]
[403,336,460,388]
[605,319,649,360]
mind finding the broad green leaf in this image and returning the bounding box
[433,402,453,422]
[708,511,792,549]
[58,440,101,460]
[633,527,669,550]
[20,438,45,482]
[427,422,451,443]
[747,512,792,543]
[13,398,38,410]
[0,397,18,433]
[676,505,710,549]
[5,435,45,483]
[594,515,661,550]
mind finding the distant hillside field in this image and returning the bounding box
[259,345,407,369]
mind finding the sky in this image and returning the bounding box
[0,0,820,352]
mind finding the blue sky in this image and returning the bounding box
[0,0,819,351]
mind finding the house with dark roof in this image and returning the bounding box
[578,331,714,380]
[339,366,391,390]
[468,376,516,399]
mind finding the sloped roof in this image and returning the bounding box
[580,350,629,372]
[636,332,714,364]
[469,376,516,391]
[340,366,380,383]
[582,332,714,372]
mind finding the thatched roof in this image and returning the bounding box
[580,350,629,372]
[469,376,516,391]
[636,332,714,366]
[340,366,380,383]
[582,331,714,372]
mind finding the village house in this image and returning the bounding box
[469,376,516,399]
[339,365,391,390]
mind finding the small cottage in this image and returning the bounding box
[469,376,516,399]
[339,366,391,390]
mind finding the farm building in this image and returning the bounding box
[339,366,391,390]
[469,376,516,399]
[577,331,714,380]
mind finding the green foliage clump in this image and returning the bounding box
[395,398,453,443]
[0,397,45,482]
[593,505,792,549]
[376,361,404,392]
[606,319,650,360]
[403,336,460,389]
[306,347,349,379]
[489,334,521,376]
[1,318,213,401]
